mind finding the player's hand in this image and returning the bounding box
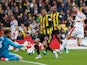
[23,41,29,47]
[40,26,45,30]
[55,25,58,28]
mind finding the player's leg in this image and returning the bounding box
[43,42,54,55]
[34,38,42,59]
[60,34,71,52]
[42,41,48,55]
[35,46,42,59]
[77,35,87,47]
[52,50,58,58]
[60,27,76,53]
[35,44,41,55]
[77,38,82,46]
[8,53,23,60]
[46,44,53,53]
[46,44,58,58]
[77,29,87,46]
[1,52,23,61]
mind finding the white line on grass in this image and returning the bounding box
[20,60,47,65]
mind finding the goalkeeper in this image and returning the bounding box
[0,29,26,61]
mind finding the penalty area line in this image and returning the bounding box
[20,60,47,65]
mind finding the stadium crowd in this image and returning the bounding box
[0,0,87,48]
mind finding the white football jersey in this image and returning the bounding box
[74,11,86,28]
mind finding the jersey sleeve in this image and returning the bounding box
[0,37,4,41]
[82,13,86,20]
[7,38,24,48]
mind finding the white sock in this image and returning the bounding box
[6,58,9,61]
[60,39,68,51]
[53,50,58,58]
[38,54,41,57]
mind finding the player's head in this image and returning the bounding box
[10,15,15,20]
[19,31,23,36]
[72,5,79,14]
[4,29,11,38]
[41,8,47,15]
[51,6,57,13]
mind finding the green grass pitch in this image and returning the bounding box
[0,49,87,65]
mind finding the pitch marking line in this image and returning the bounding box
[20,60,47,65]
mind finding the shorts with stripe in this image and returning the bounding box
[68,27,84,38]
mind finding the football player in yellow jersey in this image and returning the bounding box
[35,8,48,59]
[35,8,58,59]
[39,8,53,41]
[50,6,62,39]
[39,8,50,35]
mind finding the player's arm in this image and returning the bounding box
[81,12,86,22]
[45,16,53,28]
[7,39,24,48]
[58,14,62,24]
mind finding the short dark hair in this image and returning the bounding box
[41,7,47,12]
[41,7,46,10]
[4,29,11,35]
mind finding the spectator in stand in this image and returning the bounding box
[33,4,38,15]
[23,9,29,21]
[81,3,87,14]
[84,7,87,24]
[44,0,51,12]
[17,31,24,40]
[78,0,83,7]
[0,23,3,37]
[58,3,67,13]
[3,14,10,27]
[71,0,76,6]
[37,0,44,13]
[0,3,4,24]
[10,15,18,40]
[65,9,71,20]
[19,23,26,38]
[24,32,32,41]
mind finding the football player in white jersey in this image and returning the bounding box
[60,5,86,53]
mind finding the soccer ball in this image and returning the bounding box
[27,49,34,55]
